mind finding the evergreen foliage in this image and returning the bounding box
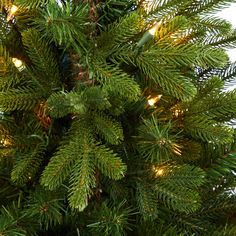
[0,0,236,235]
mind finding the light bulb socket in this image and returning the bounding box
[137,31,153,48]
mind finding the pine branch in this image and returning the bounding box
[34,1,88,49]
[47,91,86,118]
[21,29,60,91]
[11,143,45,185]
[0,86,42,111]
[68,138,96,211]
[93,143,126,179]
[206,30,236,48]
[184,115,234,144]
[154,184,201,213]
[136,180,159,220]
[14,0,49,9]
[220,62,236,82]
[187,78,236,121]
[0,44,20,79]
[207,153,236,178]
[212,224,236,236]
[87,201,135,235]
[93,62,141,102]
[136,53,197,101]
[96,12,142,57]
[197,16,232,35]
[91,113,124,145]
[179,0,236,16]
[136,117,181,163]
[157,164,206,189]
[0,203,37,236]
[40,120,88,190]
[26,188,65,230]
[82,86,111,111]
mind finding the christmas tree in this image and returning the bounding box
[0,0,236,235]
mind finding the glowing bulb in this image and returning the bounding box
[156,169,164,176]
[7,5,19,21]
[147,98,156,106]
[12,58,25,71]
[137,21,162,47]
[147,95,162,106]
[0,138,11,147]
[10,5,19,14]
[148,22,162,36]
[152,166,165,177]
[12,58,22,68]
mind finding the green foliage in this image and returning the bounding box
[206,29,236,48]
[11,143,45,185]
[207,153,236,178]
[40,120,87,191]
[96,12,142,56]
[14,0,49,9]
[0,203,37,236]
[155,184,201,213]
[68,134,96,211]
[197,16,232,34]
[26,188,65,230]
[47,87,111,118]
[97,0,135,25]
[34,1,88,48]
[0,45,15,76]
[220,62,236,81]
[212,224,236,236]
[157,15,190,41]
[47,91,86,118]
[82,86,111,111]
[136,53,197,101]
[136,180,159,220]
[184,115,234,144]
[21,29,60,91]
[87,201,135,236]
[93,143,126,179]
[195,47,228,68]
[158,164,206,189]
[152,164,205,213]
[0,86,41,111]
[1,0,236,235]
[180,0,236,15]
[136,117,181,163]
[92,113,124,145]
[93,62,141,102]
[41,119,126,211]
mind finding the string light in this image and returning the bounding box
[137,21,162,47]
[0,138,11,147]
[7,5,19,22]
[147,95,162,106]
[152,166,165,177]
[148,22,161,36]
[12,58,25,71]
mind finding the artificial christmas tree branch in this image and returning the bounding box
[0,0,236,235]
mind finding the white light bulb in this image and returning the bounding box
[10,5,18,15]
[148,98,156,106]
[147,95,162,106]
[156,169,164,176]
[7,5,19,21]
[152,166,165,177]
[12,58,23,67]
[12,58,25,71]
[148,22,162,36]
